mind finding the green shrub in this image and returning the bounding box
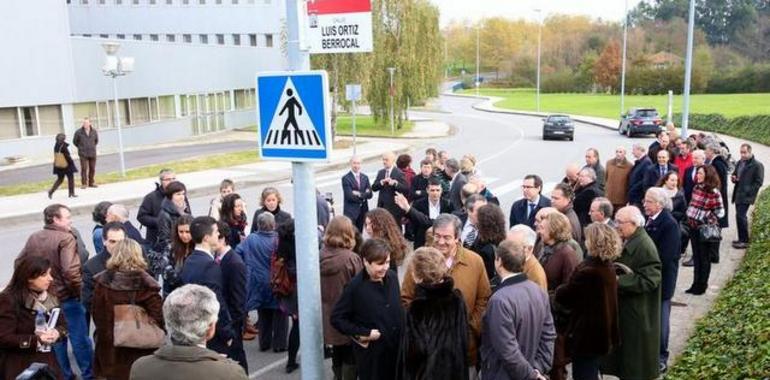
[672,113,770,145]
[708,64,770,94]
[666,188,770,378]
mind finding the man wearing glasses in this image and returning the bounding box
[400,214,491,379]
[138,168,178,246]
[509,174,551,230]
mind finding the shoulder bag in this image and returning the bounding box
[113,292,165,349]
[53,146,67,169]
[270,252,294,297]
[698,223,722,243]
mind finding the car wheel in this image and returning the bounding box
[618,123,624,134]
[569,136,574,141]
[626,128,633,138]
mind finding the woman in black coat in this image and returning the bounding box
[331,238,404,380]
[48,133,78,199]
[398,247,468,380]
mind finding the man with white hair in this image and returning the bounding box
[106,203,146,245]
[628,143,653,207]
[589,197,615,228]
[602,206,662,380]
[130,284,247,379]
[507,225,548,292]
[643,188,681,373]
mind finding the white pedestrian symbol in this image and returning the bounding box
[263,78,325,150]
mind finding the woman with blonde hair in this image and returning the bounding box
[250,186,292,233]
[91,239,163,380]
[554,223,621,380]
[398,247,468,379]
[364,208,408,270]
[320,216,364,380]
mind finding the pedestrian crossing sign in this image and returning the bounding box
[256,70,331,161]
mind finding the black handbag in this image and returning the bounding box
[698,224,722,243]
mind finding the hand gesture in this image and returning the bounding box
[367,329,381,342]
[394,192,410,211]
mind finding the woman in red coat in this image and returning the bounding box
[91,239,163,380]
[0,256,67,380]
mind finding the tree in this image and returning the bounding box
[593,40,622,93]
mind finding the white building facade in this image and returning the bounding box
[0,0,285,161]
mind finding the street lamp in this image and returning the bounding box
[534,8,542,112]
[387,67,396,136]
[620,0,628,117]
[101,42,134,177]
[475,24,480,98]
[681,0,696,138]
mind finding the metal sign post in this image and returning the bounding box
[346,83,362,156]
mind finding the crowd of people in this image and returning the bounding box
[1,126,765,380]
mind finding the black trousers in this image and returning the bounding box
[228,321,248,373]
[691,233,719,291]
[50,172,75,196]
[288,317,300,365]
[79,155,96,186]
[257,308,288,350]
[736,203,751,243]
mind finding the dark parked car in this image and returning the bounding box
[618,108,663,137]
[542,114,574,141]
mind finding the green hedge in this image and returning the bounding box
[666,188,770,379]
[672,113,770,146]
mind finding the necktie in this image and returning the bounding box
[465,228,478,247]
[214,253,222,264]
[528,203,536,218]
[386,169,391,179]
[660,166,665,177]
[355,173,361,189]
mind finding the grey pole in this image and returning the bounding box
[476,24,481,98]
[285,1,323,379]
[352,99,357,156]
[388,67,396,136]
[681,0,695,138]
[111,75,126,177]
[535,9,542,112]
[667,90,673,124]
[620,0,628,116]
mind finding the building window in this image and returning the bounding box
[133,34,142,40]
[215,0,222,3]
[216,34,225,45]
[183,34,192,43]
[150,34,159,41]
[115,0,123,4]
[232,0,238,4]
[80,0,89,4]
[132,0,140,4]
[232,34,241,45]
[117,34,126,39]
[182,0,189,4]
[166,0,173,4]
[265,34,273,47]
[0,108,21,140]
[166,34,176,42]
[199,0,206,4]
[199,34,208,44]
[98,0,106,4]
[149,0,157,4]
[249,34,257,46]
[83,34,92,37]
[20,107,38,137]
[38,106,63,136]
[99,34,109,38]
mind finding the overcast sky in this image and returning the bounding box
[431,0,645,27]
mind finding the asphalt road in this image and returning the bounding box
[0,94,653,378]
[1,140,257,186]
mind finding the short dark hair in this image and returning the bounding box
[360,238,391,264]
[420,158,433,167]
[427,177,442,188]
[43,204,69,225]
[523,174,543,191]
[190,216,217,244]
[553,182,574,201]
[216,220,231,243]
[92,201,113,225]
[165,181,187,199]
[102,221,127,240]
[396,154,412,169]
[219,179,234,191]
[495,240,525,273]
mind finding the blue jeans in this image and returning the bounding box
[660,298,672,365]
[53,299,94,380]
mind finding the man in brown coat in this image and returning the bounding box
[17,204,93,379]
[401,213,491,375]
[73,117,99,188]
[605,146,633,213]
[130,284,247,380]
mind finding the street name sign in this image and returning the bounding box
[306,0,373,54]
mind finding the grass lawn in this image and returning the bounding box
[460,88,770,119]
[0,150,260,197]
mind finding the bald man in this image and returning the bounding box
[561,163,580,191]
[371,151,409,224]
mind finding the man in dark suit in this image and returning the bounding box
[643,188,681,374]
[371,151,409,224]
[341,156,372,232]
[445,158,467,210]
[180,216,234,356]
[411,158,434,202]
[395,178,454,249]
[629,143,654,207]
[643,149,678,194]
[584,148,606,192]
[573,167,604,227]
[214,221,248,372]
[509,174,551,229]
[731,143,764,249]
[682,150,705,204]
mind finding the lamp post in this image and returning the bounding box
[475,24,480,98]
[681,0,696,138]
[101,42,134,177]
[387,67,396,136]
[620,0,628,117]
[534,8,542,112]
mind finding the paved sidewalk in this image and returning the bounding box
[451,90,770,371]
[0,118,451,224]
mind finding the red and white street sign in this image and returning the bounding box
[306,0,373,54]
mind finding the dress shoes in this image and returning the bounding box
[682,258,694,267]
[732,242,749,249]
[89,184,98,188]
